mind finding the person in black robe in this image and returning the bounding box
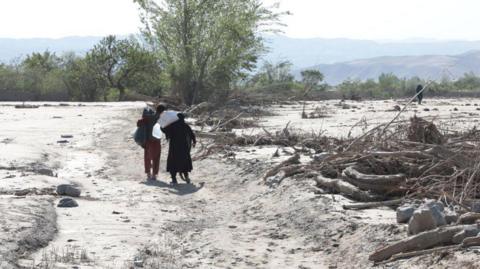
[416,84,424,105]
[156,105,196,185]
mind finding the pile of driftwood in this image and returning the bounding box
[308,116,480,207]
[196,109,480,209]
[255,115,480,263]
[196,110,480,263]
[187,90,480,263]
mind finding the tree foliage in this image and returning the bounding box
[0,36,164,101]
[86,35,163,101]
[301,69,324,91]
[134,0,286,104]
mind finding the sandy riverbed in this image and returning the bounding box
[1,99,479,268]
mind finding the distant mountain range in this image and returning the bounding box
[264,35,480,67]
[0,36,103,63]
[302,50,480,85]
[2,35,480,85]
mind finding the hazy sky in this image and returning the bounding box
[1,0,479,40]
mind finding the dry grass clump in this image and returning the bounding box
[302,106,331,119]
[34,246,92,268]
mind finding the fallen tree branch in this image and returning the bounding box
[462,235,480,248]
[369,225,473,262]
[263,154,300,181]
[382,245,460,264]
[210,112,244,132]
[342,166,405,193]
[342,199,403,210]
[314,174,382,202]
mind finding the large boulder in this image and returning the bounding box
[408,201,447,235]
[56,184,81,197]
[57,198,78,208]
[425,201,447,227]
[396,205,415,223]
[408,207,437,235]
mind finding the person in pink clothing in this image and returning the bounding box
[137,108,161,180]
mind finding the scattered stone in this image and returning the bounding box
[57,198,78,208]
[112,211,122,215]
[133,256,144,267]
[408,201,447,235]
[14,189,30,196]
[423,108,430,111]
[444,209,459,224]
[61,135,74,139]
[393,105,401,111]
[57,184,81,197]
[471,201,480,213]
[408,207,437,235]
[36,168,55,177]
[57,140,69,144]
[228,225,238,229]
[425,201,446,226]
[396,205,415,223]
[453,107,459,111]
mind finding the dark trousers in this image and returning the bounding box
[144,139,161,175]
[417,92,423,104]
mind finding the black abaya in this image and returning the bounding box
[162,119,196,174]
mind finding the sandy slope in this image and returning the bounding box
[2,99,480,268]
[23,104,329,268]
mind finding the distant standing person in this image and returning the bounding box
[156,105,196,186]
[137,108,161,181]
[416,84,424,105]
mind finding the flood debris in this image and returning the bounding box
[14,103,39,109]
[197,108,480,263]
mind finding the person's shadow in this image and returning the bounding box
[141,180,205,196]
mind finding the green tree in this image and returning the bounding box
[134,0,286,104]
[454,72,480,91]
[0,64,19,92]
[251,60,294,86]
[21,51,65,99]
[301,69,324,92]
[61,54,103,101]
[23,51,60,73]
[86,35,163,101]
